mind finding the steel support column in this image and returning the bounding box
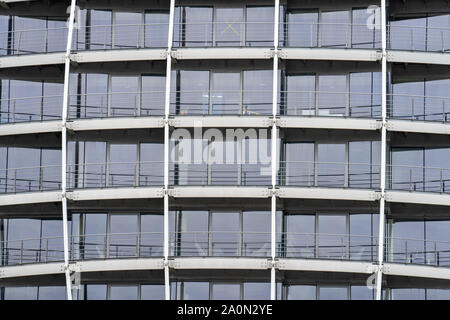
[163,0,176,301]
[271,0,280,301]
[376,0,388,301]
[62,0,77,301]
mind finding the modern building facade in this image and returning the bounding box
[1,0,450,300]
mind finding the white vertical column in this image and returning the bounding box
[62,0,77,301]
[376,0,387,301]
[271,0,280,301]
[164,0,176,301]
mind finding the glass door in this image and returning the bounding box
[215,8,244,46]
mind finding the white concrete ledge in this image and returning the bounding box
[67,187,164,201]
[383,263,450,281]
[277,187,379,202]
[0,262,64,279]
[278,116,381,130]
[387,119,450,135]
[170,257,270,270]
[71,48,167,63]
[0,120,61,136]
[387,50,450,65]
[171,47,273,60]
[279,48,381,61]
[386,190,450,207]
[0,52,65,68]
[277,258,375,274]
[67,117,164,131]
[0,191,61,207]
[73,258,164,273]
[170,116,272,128]
[170,186,271,198]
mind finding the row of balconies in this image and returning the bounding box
[2,91,450,123]
[2,17,450,55]
[0,231,448,269]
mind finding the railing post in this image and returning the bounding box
[434,241,438,266]
[443,100,446,122]
[440,169,444,193]
[405,240,408,263]
[20,240,23,265]
[14,169,16,193]
[409,168,413,191]
[45,238,49,263]
[136,233,140,257]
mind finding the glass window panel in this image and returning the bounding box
[317,143,345,187]
[210,139,237,185]
[174,7,213,47]
[425,220,450,267]
[174,70,210,115]
[318,215,347,259]
[175,211,209,256]
[13,17,46,54]
[110,76,139,116]
[350,214,375,261]
[426,289,450,300]
[145,11,169,48]
[81,73,109,118]
[427,15,450,52]
[47,19,67,53]
[211,72,240,114]
[319,286,348,300]
[243,70,272,115]
[283,74,315,115]
[38,286,66,300]
[391,221,425,264]
[87,10,112,50]
[140,143,164,186]
[351,286,374,300]
[352,8,379,49]
[86,284,107,300]
[41,220,64,263]
[6,219,40,265]
[349,141,379,189]
[141,285,165,300]
[211,212,239,256]
[243,283,270,300]
[392,81,425,120]
[320,11,350,48]
[284,214,315,258]
[0,15,9,56]
[140,214,163,257]
[109,144,137,187]
[425,148,450,192]
[287,285,316,300]
[242,138,271,186]
[182,282,209,300]
[242,211,270,257]
[7,147,40,193]
[283,142,314,186]
[285,11,318,47]
[141,75,166,116]
[43,82,63,120]
[215,8,244,47]
[425,79,450,122]
[41,148,61,191]
[350,72,377,118]
[114,12,141,49]
[390,288,425,300]
[9,80,42,122]
[4,287,38,300]
[389,18,426,51]
[83,214,107,259]
[318,75,347,116]
[212,283,240,300]
[82,142,107,188]
[391,148,424,191]
[109,285,138,300]
[246,6,274,46]
[109,214,138,258]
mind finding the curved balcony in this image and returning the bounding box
[0,165,61,194]
[388,93,450,123]
[278,161,380,190]
[388,24,450,53]
[278,22,381,49]
[2,231,450,271]
[173,22,273,48]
